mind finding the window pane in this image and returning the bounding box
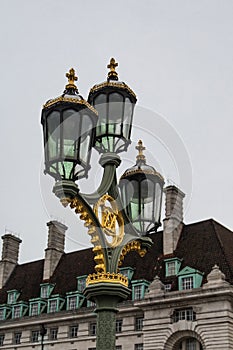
[31,303,39,316]
[167,262,176,276]
[49,300,57,313]
[182,277,194,290]
[70,325,78,338]
[89,322,97,336]
[14,332,22,344]
[116,319,123,333]
[0,335,4,346]
[135,317,143,331]
[13,306,21,319]
[134,285,143,300]
[41,285,49,298]
[50,328,58,340]
[0,310,4,320]
[68,296,77,310]
[31,331,39,342]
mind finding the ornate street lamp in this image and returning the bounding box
[120,140,164,234]
[88,58,137,153]
[41,59,164,350]
[41,68,97,181]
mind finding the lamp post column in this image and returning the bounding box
[84,282,131,350]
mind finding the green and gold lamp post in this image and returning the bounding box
[41,59,164,350]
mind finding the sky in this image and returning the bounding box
[0,0,233,263]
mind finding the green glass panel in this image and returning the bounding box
[63,161,73,179]
[47,111,60,160]
[109,93,123,123]
[63,109,81,159]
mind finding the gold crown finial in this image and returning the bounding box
[136,140,146,163]
[107,58,118,81]
[65,68,78,90]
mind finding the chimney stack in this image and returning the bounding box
[0,234,22,288]
[163,185,185,255]
[43,221,67,281]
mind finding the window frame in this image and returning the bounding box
[135,344,143,350]
[48,299,58,313]
[69,325,78,338]
[116,319,123,333]
[135,317,144,331]
[0,334,5,346]
[50,327,58,340]
[13,332,22,345]
[131,280,150,301]
[89,322,97,336]
[12,305,21,319]
[31,330,40,343]
[181,276,194,290]
[172,308,196,323]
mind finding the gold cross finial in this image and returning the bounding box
[107,58,119,81]
[136,140,146,163]
[65,68,78,90]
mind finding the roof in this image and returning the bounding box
[0,218,233,304]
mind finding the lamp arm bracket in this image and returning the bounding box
[80,153,121,205]
[53,180,110,272]
[110,235,153,273]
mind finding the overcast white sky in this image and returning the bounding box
[0,0,233,263]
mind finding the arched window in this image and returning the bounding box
[174,337,203,350]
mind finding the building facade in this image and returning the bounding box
[0,185,233,349]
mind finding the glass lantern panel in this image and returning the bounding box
[108,92,124,136]
[123,97,133,139]
[47,111,60,160]
[79,114,93,163]
[109,92,124,122]
[141,199,154,221]
[140,178,155,203]
[94,94,107,136]
[154,182,162,223]
[80,134,90,164]
[62,109,81,159]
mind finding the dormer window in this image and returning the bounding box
[66,292,85,311]
[181,276,194,290]
[0,306,11,321]
[119,267,134,282]
[29,299,47,316]
[77,275,87,292]
[165,258,182,277]
[11,302,28,319]
[47,295,65,313]
[131,280,150,301]
[178,266,204,290]
[40,284,55,299]
[7,290,20,304]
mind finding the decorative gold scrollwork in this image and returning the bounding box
[60,197,105,273]
[118,240,147,267]
[94,194,124,248]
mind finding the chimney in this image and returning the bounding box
[43,221,67,281]
[163,185,185,255]
[0,234,22,288]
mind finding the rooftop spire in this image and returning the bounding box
[107,58,118,81]
[136,140,146,164]
[65,68,78,91]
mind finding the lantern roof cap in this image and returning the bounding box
[43,68,98,115]
[120,140,164,181]
[88,58,137,100]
